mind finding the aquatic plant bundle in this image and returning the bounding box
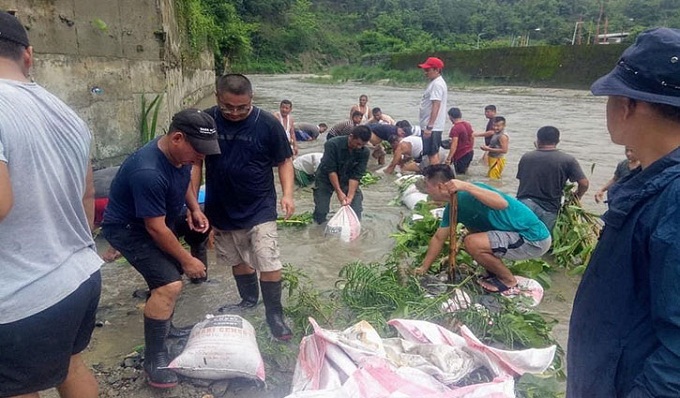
[276,211,313,227]
[551,186,602,274]
[360,171,382,186]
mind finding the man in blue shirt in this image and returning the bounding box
[200,74,295,341]
[102,109,220,388]
[568,28,680,398]
[415,164,551,295]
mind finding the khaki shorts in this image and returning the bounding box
[213,221,282,272]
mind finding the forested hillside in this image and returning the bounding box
[178,0,680,73]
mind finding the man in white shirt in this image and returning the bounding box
[418,57,448,165]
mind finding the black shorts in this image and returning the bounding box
[421,130,443,156]
[102,223,183,290]
[0,271,101,397]
[454,151,474,174]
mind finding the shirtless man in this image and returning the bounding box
[366,107,395,125]
[274,99,298,156]
[349,94,370,123]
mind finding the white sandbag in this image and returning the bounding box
[412,207,445,221]
[168,314,265,381]
[402,192,429,210]
[394,174,423,187]
[401,184,421,197]
[431,207,445,219]
[324,205,361,242]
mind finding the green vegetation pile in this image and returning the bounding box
[552,186,602,275]
[360,171,382,186]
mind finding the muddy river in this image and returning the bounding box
[77,74,621,397]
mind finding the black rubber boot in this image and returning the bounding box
[168,312,194,339]
[260,280,292,341]
[143,317,178,388]
[168,323,192,338]
[218,272,259,312]
[190,243,208,284]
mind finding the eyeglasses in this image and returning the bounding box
[219,103,252,115]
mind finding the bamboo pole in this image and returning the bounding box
[448,192,459,283]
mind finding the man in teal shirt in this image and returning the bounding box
[415,164,550,294]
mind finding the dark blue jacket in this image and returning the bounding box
[568,147,680,398]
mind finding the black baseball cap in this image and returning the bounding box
[169,109,220,155]
[591,27,680,107]
[0,11,30,47]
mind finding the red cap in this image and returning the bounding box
[418,57,444,69]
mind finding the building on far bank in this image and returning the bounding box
[597,32,630,44]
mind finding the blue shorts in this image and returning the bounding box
[0,271,101,397]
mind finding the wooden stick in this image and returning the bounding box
[448,192,459,282]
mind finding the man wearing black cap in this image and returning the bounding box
[102,109,219,389]
[418,56,448,165]
[0,11,103,398]
[568,28,680,398]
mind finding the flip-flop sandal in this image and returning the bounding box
[478,276,519,296]
[481,272,497,280]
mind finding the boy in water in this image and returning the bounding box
[480,116,509,179]
[474,105,497,164]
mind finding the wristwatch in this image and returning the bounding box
[426,125,433,130]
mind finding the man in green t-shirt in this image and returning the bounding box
[313,126,371,224]
[415,164,551,295]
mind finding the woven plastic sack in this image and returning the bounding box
[168,314,265,381]
[324,205,361,242]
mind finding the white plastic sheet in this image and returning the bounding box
[287,317,556,398]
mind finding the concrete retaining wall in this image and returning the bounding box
[1,0,215,165]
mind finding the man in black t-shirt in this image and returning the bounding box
[200,74,295,341]
[102,109,219,389]
[516,126,589,231]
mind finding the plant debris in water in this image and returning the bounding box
[276,211,313,227]
[360,171,381,186]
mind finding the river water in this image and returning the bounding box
[85,74,622,396]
